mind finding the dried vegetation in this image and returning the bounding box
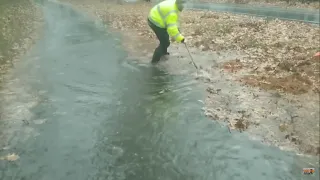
[183,10,320,95]
[0,0,41,82]
[66,1,320,95]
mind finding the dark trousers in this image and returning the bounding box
[148,19,170,63]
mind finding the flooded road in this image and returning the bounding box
[186,2,319,24]
[0,2,319,180]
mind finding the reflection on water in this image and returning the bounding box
[185,3,319,24]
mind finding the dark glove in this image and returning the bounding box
[181,38,185,43]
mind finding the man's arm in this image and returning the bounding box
[166,14,184,43]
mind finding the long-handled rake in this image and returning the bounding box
[183,44,231,133]
[183,43,198,70]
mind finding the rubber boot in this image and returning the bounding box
[162,52,170,61]
[151,46,162,64]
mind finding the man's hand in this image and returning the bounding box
[181,38,185,43]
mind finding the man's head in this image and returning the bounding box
[175,0,186,11]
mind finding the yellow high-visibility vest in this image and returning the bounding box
[148,0,184,43]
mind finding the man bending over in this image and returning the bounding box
[147,0,186,64]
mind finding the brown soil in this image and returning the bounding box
[62,0,319,156]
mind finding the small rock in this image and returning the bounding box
[206,87,220,94]
[22,119,29,125]
[285,134,290,139]
[291,136,298,142]
[0,153,19,161]
[33,119,47,125]
[279,123,288,132]
[206,87,215,94]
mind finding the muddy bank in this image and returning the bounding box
[195,0,320,9]
[62,0,319,156]
[0,0,43,149]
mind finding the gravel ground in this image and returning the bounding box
[62,0,319,156]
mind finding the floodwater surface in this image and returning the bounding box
[0,2,319,180]
[185,2,319,24]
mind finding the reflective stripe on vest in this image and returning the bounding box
[157,5,178,28]
[173,32,180,39]
[148,17,162,28]
[167,23,177,28]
